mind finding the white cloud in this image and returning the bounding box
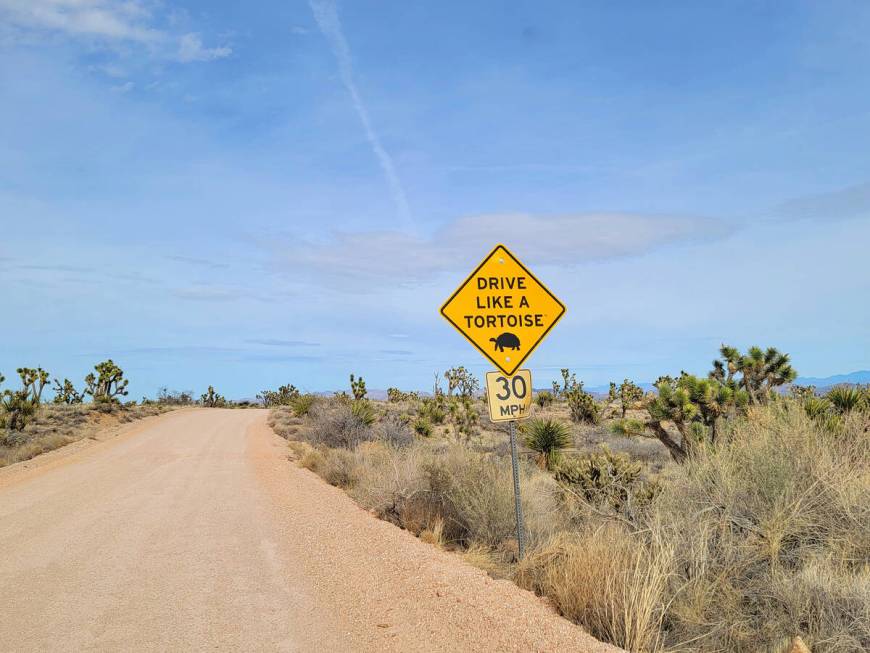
[177,32,231,62]
[0,0,159,42]
[271,212,733,285]
[0,0,231,63]
[110,80,133,93]
[309,0,412,229]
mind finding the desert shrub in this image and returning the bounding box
[155,387,194,405]
[609,418,646,436]
[412,417,432,437]
[447,395,479,440]
[376,414,414,447]
[534,390,555,408]
[318,447,360,488]
[555,447,658,517]
[423,446,559,549]
[387,387,418,402]
[350,399,376,426]
[350,441,430,527]
[651,402,870,651]
[565,385,599,424]
[290,393,319,417]
[521,417,572,470]
[419,396,446,424]
[516,525,671,653]
[267,407,303,439]
[258,384,300,407]
[306,402,374,449]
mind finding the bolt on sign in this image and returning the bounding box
[440,244,566,376]
[486,370,533,422]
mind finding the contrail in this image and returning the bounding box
[309,0,412,227]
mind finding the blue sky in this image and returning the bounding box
[1,0,869,398]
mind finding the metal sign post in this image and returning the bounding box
[507,419,526,560]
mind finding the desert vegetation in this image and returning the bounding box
[268,346,869,652]
[0,361,256,467]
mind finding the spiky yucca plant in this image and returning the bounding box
[826,385,866,413]
[522,418,572,470]
[350,399,376,426]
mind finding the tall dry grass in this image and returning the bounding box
[516,402,869,652]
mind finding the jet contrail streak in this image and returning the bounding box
[309,0,412,228]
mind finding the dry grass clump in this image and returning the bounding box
[303,439,561,561]
[305,401,376,449]
[267,406,304,439]
[653,402,870,652]
[516,525,671,652]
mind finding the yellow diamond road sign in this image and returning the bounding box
[440,244,566,376]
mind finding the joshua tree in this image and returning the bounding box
[1,367,50,432]
[644,373,748,462]
[448,395,478,441]
[200,386,227,408]
[444,366,478,397]
[711,345,796,405]
[349,374,367,400]
[52,378,84,405]
[559,369,599,424]
[84,360,129,406]
[444,368,462,397]
[617,379,645,418]
[433,371,443,397]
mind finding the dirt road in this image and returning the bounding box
[0,409,617,652]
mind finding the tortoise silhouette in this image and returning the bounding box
[490,332,521,352]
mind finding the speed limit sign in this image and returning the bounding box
[485,370,533,422]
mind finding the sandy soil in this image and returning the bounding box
[0,408,619,652]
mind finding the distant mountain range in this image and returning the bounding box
[792,370,870,387]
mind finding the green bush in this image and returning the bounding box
[290,393,319,417]
[413,417,432,437]
[419,396,446,424]
[534,390,555,409]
